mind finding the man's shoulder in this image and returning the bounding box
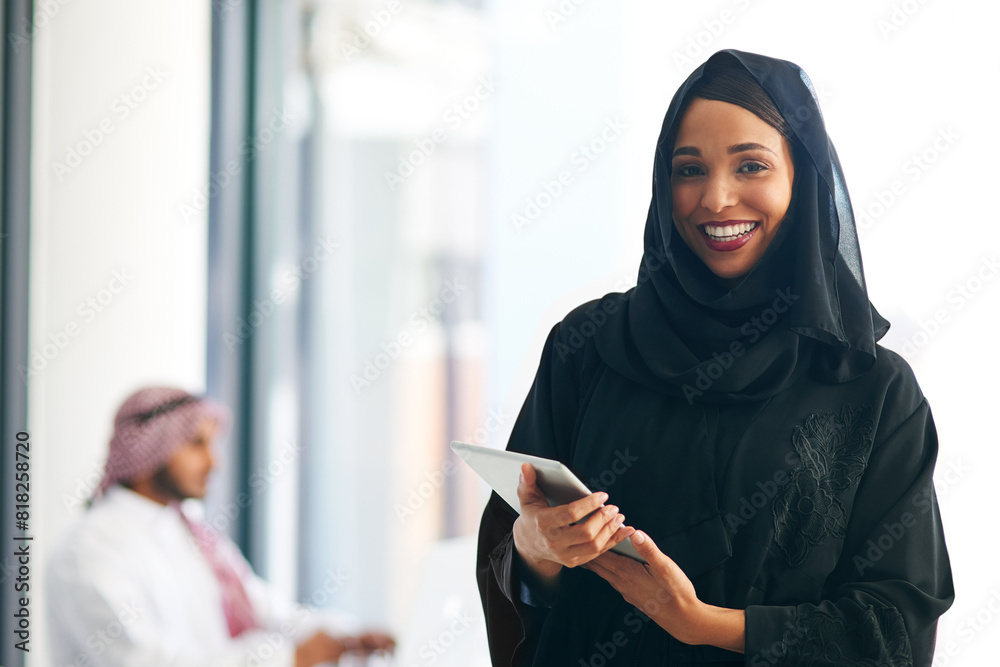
[48,490,154,573]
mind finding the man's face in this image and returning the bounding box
[151,419,218,501]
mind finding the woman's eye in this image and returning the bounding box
[675,164,703,178]
[739,161,767,174]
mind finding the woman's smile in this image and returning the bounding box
[699,219,759,251]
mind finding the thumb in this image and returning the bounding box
[630,530,670,571]
[516,463,548,509]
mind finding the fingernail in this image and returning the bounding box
[598,492,609,503]
[632,530,646,545]
[615,515,626,526]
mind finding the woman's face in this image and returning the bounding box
[670,97,795,282]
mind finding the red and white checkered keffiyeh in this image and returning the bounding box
[95,387,231,498]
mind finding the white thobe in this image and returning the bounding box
[47,486,347,667]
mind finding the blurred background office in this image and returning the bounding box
[2,1,998,665]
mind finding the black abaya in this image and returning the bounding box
[476,50,953,666]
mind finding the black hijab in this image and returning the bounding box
[593,49,889,404]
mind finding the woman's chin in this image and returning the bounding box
[702,257,753,284]
[680,232,759,283]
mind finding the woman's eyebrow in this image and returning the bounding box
[728,142,776,155]
[672,142,777,159]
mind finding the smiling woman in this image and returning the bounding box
[665,60,802,288]
[477,49,954,667]
[670,98,796,283]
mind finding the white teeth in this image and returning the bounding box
[704,221,757,240]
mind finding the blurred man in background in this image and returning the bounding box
[47,386,394,666]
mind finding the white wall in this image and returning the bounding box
[29,2,210,664]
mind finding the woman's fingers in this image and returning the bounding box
[551,510,636,567]
[561,490,611,523]
[516,463,550,511]
[608,524,637,549]
[629,530,680,579]
[540,493,613,551]
[518,463,610,528]
[515,461,635,567]
[560,503,624,546]
[568,521,636,558]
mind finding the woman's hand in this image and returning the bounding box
[512,463,635,583]
[584,531,745,653]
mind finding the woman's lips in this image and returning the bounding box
[699,220,759,252]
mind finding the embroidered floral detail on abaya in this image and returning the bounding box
[771,404,875,567]
[779,603,912,666]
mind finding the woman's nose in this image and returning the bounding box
[701,175,738,213]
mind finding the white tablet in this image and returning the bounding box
[451,441,646,563]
